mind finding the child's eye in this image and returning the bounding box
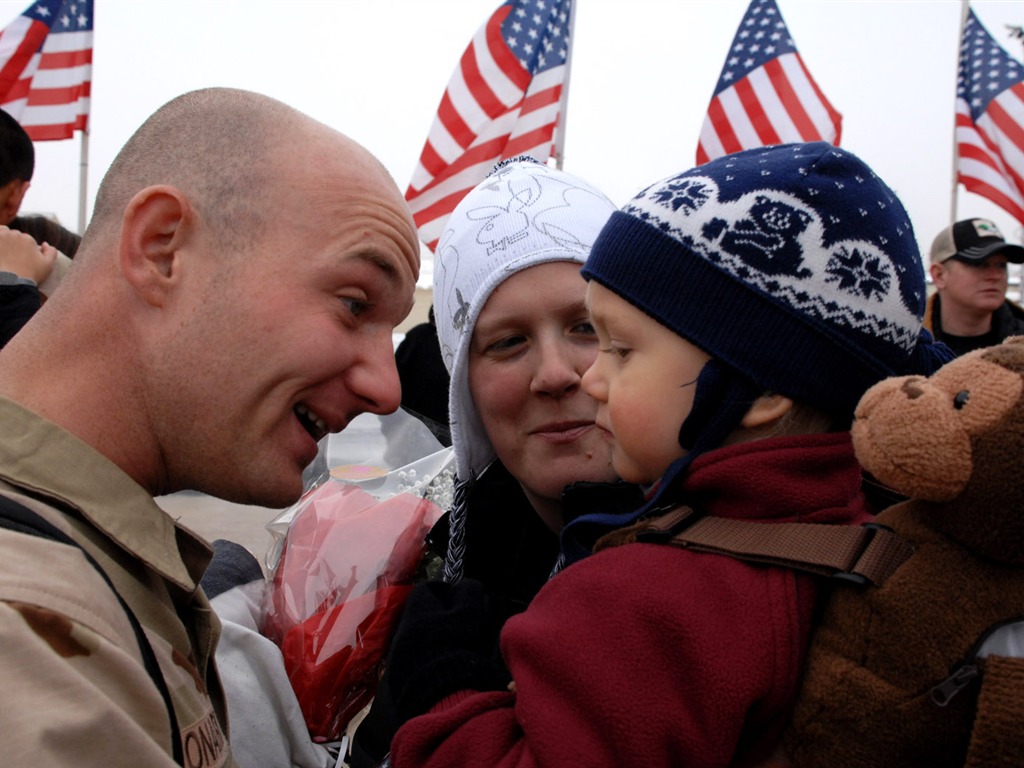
[600,345,631,360]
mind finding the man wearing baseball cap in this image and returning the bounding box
[925,217,1024,356]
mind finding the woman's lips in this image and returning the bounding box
[530,421,595,444]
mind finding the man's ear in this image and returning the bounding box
[740,393,794,429]
[119,185,193,307]
[929,261,946,289]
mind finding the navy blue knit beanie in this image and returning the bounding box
[558,143,953,569]
[581,142,952,421]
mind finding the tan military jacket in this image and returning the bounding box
[0,397,237,767]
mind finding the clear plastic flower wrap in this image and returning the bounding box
[261,410,454,742]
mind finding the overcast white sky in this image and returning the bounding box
[4,0,1023,276]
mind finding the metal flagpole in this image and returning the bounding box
[552,0,577,170]
[77,129,88,233]
[949,0,970,225]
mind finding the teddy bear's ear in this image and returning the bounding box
[980,335,1024,375]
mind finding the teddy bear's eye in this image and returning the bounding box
[953,390,970,410]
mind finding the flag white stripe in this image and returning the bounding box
[0,16,33,60]
[776,54,836,139]
[21,62,88,88]
[18,99,88,126]
[39,28,90,53]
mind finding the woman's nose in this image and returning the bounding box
[531,339,583,396]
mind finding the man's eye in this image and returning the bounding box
[341,297,368,316]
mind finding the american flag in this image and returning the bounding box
[406,0,572,251]
[696,0,840,165]
[955,9,1024,225]
[0,0,93,141]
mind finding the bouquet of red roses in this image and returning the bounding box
[262,414,453,742]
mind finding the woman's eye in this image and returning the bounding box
[487,335,526,353]
[572,320,597,336]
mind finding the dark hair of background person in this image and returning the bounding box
[0,109,34,186]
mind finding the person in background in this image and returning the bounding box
[0,108,35,227]
[0,226,57,347]
[384,143,952,767]
[925,217,1024,356]
[0,108,82,343]
[0,87,419,767]
[349,156,639,768]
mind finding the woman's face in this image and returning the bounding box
[468,262,617,528]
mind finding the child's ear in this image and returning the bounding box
[741,393,794,429]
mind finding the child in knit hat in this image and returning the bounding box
[385,143,952,768]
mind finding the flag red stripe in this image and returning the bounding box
[3,76,31,101]
[503,124,556,157]
[0,21,47,97]
[971,111,1024,195]
[734,76,782,146]
[485,6,531,91]
[987,99,1024,157]
[412,187,480,229]
[519,82,561,115]
[958,174,1024,222]
[418,141,450,182]
[437,89,477,151]
[460,42,507,121]
[958,141,1004,174]
[38,48,91,69]
[24,113,86,140]
[764,57,819,141]
[25,81,90,106]
[706,95,743,156]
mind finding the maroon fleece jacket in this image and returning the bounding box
[392,433,871,768]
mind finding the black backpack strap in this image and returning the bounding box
[0,494,184,766]
[595,505,915,587]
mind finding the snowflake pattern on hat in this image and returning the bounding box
[623,144,924,352]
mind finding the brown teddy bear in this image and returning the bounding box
[784,336,1024,768]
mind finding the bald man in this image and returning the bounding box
[0,88,419,767]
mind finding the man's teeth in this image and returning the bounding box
[295,404,327,435]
